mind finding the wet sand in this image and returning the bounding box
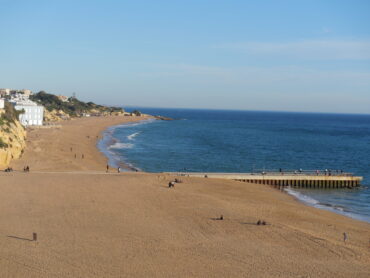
[1,115,369,277]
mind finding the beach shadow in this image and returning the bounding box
[210,217,224,221]
[7,235,34,241]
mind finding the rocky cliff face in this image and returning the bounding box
[43,109,70,122]
[0,116,26,169]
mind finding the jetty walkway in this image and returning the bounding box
[167,170,363,189]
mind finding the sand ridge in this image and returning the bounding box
[1,115,369,277]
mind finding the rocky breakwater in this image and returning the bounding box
[0,104,27,169]
[154,115,173,121]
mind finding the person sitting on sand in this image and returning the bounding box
[168,181,175,188]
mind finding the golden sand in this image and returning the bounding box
[0,115,369,277]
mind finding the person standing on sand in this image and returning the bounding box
[343,232,348,243]
[118,167,121,173]
[106,164,109,173]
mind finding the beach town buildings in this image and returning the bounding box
[0,88,11,97]
[13,99,44,126]
[0,88,33,98]
[0,88,44,126]
[18,89,32,97]
[57,95,69,102]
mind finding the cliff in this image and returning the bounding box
[0,107,26,169]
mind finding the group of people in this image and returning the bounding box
[275,168,346,176]
[106,165,121,173]
[3,166,30,172]
[168,178,182,188]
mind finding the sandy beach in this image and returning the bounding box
[1,115,369,277]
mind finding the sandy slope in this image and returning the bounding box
[1,115,369,277]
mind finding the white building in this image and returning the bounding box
[0,98,4,109]
[19,89,32,97]
[13,100,44,126]
[0,88,10,97]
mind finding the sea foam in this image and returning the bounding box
[109,142,134,149]
[127,132,140,140]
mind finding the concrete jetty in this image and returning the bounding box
[167,170,363,189]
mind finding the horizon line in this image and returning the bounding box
[117,105,370,116]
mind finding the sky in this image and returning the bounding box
[1,0,370,113]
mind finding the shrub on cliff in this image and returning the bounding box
[0,137,8,149]
[0,102,24,125]
[31,91,124,117]
[132,110,142,116]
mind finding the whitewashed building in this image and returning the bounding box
[13,100,44,126]
[0,98,4,109]
[0,88,11,96]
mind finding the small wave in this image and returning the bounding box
[127,132,140,140]
[284,188,370,223]
[284,188,319,206]
[109,142,134,149]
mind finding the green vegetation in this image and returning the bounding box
[30,91,124,117]
[131,110,142,116]
[0,102,24,126]
[0,137,8,149]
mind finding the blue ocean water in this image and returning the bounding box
[99,108,370,223]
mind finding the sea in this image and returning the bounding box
[98,108,370,223]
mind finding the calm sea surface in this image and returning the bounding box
[98,108,370,223]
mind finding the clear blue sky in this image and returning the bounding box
[1,0,369,113]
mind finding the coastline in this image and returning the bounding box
[284,187,370,224]
[98,118,370,224]
[11,114,151,171]
[2,115,370,277]
[97,118,157,172]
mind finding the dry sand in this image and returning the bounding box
[1,115,369,277]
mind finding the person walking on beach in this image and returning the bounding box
[343,232,348,243]
[118,167,121,173]
[106,164,109,173]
